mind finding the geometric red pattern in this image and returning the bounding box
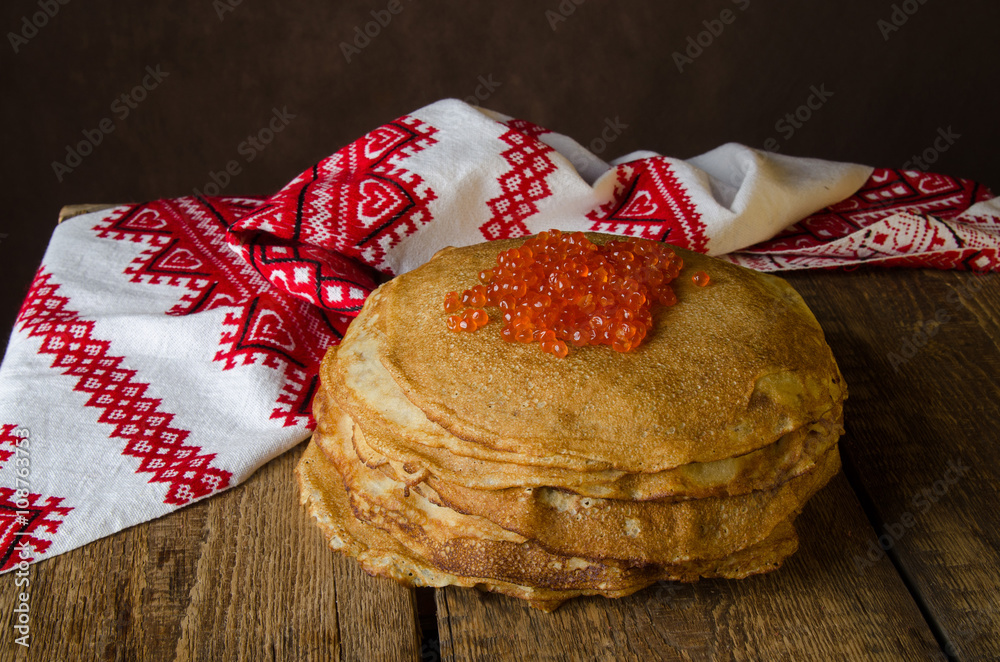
[587,158,709,253]
[868,246,997,271]
[759,168,994,252]
[95,198,265,316]
[0,487,73,572]
[226,114,438,312]
[505,118,552,141]
[0,423,18,465]
[93,198,346,427]
[480,119,559,240]
[16,271,232,506]
[730,168,998,272]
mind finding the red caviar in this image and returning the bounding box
[692,271,711,287]
[443,230,692,356]
[443,291,462,313]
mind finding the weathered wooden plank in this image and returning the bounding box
[0,468,210,661]
[436,473,942,661]
[784,269,1000,661]
[0,443,423,661]
[174,444,343,661]
[329,557,422,662]
[173,442,421,661]
[57,203,122,223]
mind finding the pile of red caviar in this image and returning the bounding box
[444,230,700,357]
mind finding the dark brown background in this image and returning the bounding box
[2,3,1000,660]
[2,0,998,349]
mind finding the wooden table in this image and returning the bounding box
[2,208,998,661]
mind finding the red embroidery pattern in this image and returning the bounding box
[93,198,346,427]
[728,217,999,272]
[587,159,709,253]
[213,294,331,426]
[0,425,74,571]
[16,272,232,506]
[761,169,993,252]
[227,115,438,312]
[480,124,559,240]
[505,118,552,140]
[0,424,19,465]
[866,248,997,271]
[0,488,73,572]
[95,199,263,315]
[728,169,998,272]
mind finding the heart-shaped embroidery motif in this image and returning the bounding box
[619,190,658,218]
[245,303,297,353]
[356,178,408,227]
[128,208,169,230]
[363,125,407,162]
[157,247,204,272]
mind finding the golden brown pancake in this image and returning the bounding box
[313,393,832,567]
[297,232,846,611]
[298,440,801,612]
[372,235,844,472]
[353,419,839,565]
[299,430,801,612]
[323,287,842,499]
[333,356,839,500]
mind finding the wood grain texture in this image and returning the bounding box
[784,269,1000,661]
[328,552,421,662]
[0,443,422,662]
[1,488,210,662]
[57,204,122,224]
[3,266,998,662]
[436,473,942,661]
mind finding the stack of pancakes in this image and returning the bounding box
[297,234,846,612]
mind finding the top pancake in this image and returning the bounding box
[370,234,845,473]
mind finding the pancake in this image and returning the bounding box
[324,290,843,499]
[316,393,826,567]
[336,358,840,499]
[351,415,839,565]
[301,411,804,612]
[371,235,845,472]
[298,232,846,611]
[298,440,800,612]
